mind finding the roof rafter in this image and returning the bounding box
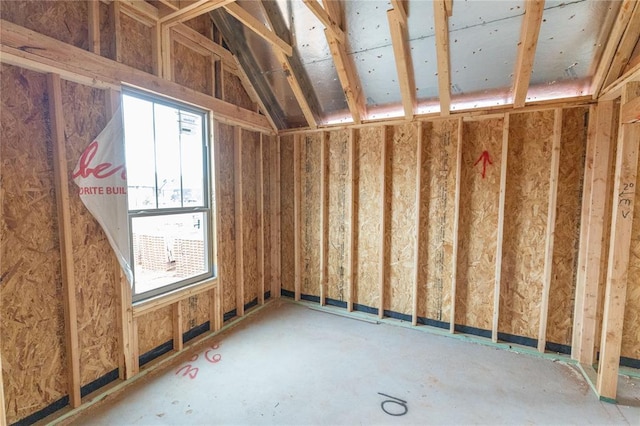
[512,0,545,108]
[160,0,235,28]
[433,0,452,116]
[303,0,345,45]
[223,2,293,57]
[601,1,640,90]
[387,7,416,119]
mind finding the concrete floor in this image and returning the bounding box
[70,300,640,425]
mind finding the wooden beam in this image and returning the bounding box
[379,127,388,318]
[512,0,545,108]
[444,0,453,17]
[326,30,366,123]
[212,118,225,329]
[390,0,407,24]
[303,0,346,44]
[599,62,640,101]
[47,73,81,407]
[151,23,162,77]
[433,0,452,116]
[132,279,218,317]
[173,301,184,351]
[269,137,280,299]
[596,83,640,400]
[172,23,237,68]
[602,1,640,90]
[160,0,235,27]
[621,96,640,123]
[119,0,159,26]
[273,137,282,298]
[234,127,245,316]
[573,102,615,365]
[132,317,140,375]
[320,131,329,306]
[223,3,292,57]
[348,128,356,312]
[450,117,463,333]
[258,134,265,305]
[412,122,423,326]
[88,0,101,54]
[591,0,637,98]
[387,10,416,119]
[210,284,222,331]
[294,134,302,301]
[493,113,510,342]
[158,0,180,11]
[113,0,123,63]
[0,19,273,133]
[538,108,562,353]
[0,351,6,426]
[161,25,173,80]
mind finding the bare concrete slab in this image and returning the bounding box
[70,301,640,425]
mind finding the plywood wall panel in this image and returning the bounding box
[223,71,255,112]
[300,133,322,298]
[137,306,173,355]
[500,110,555,340]
[173,41,213,96]
[420,119,459,324]
[355,127,384,309]
[181,294,210,333]
[0,64,67,424]
[242,130,259,306]
[280,135,295,293]
[184,14,213,37]
[456,118,503,331]
[386,124,418,315]
[0,1,89,50]
[546,107,588,346]
[327,130,350,302]
[216,122,237,315]
[60,80,119,386]
[119,13,153,74]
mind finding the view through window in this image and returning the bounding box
[123,91,213,301]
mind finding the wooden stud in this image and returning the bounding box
[269,137,280,299]
[160,0,235,28]
[599,62,640,102]
[88,0,101,54]
[493,113,510,342]
[258,134,265,304]
[320,131,329,306]
[212,119,225,328]
[348,128,356,312]
[596,83,640,400]
[112,0,123,63]
[173,301,184,351]
[573,103,615,365]
[0,351,6,426]
[433,0,452,116]
[512,0,545,108]
[118,0,159,26]
[211,283,222,331]
[274,137,282,297]
[602,1,640,90]
[379,126,388,318]
[132,317,140,375]
[151,23,162,77]
[234,127,245,316]
[223,3,293,57]
[538,108,562,353]
[303,0,346,44]
[172,23,238,68]
[591,0,637,98]
[621,96,640,124]
[449,118,463,333]
[387,10,416,119]
[412,122,423,326]
[47,73,82,408]
[294,134,302,301]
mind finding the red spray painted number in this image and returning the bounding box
[175,364,199,379]
[474,150,493,179]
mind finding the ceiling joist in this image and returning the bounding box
[433,0,452,116]
[512,0,545,108]
[387,7,416,120]
[223,2,293,57]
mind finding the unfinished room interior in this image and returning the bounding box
[1,0,640,424]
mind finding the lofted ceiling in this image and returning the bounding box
[149,0,640,130]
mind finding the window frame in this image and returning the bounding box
[122,89,215,303]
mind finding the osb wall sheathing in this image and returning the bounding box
[181,295,210,333]
[622,127,640,361]
[242,130,259,306]
[61,80,119,385]
[216,122,237,315]
[1,65,67,424]
[0,1,89,50]
[173,40,213,96]
[385,124,418,315]
[419,119,459,324]
[184,14,213,37]
[355,127,383,309]
[223,71,255,113]
[119,13,153,74]
[300,133,322,298]
[137,306,173,355]
[280,134,295,293]
[500,110,555,340]
[327,129,350,302]
[546,107,588,346]
[100,2,116,60]
[456,118,503,331]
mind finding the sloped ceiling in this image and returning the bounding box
[155,0,638,131]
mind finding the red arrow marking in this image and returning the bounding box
[474,150,493,179]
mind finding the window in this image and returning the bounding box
[123,91,214,301]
